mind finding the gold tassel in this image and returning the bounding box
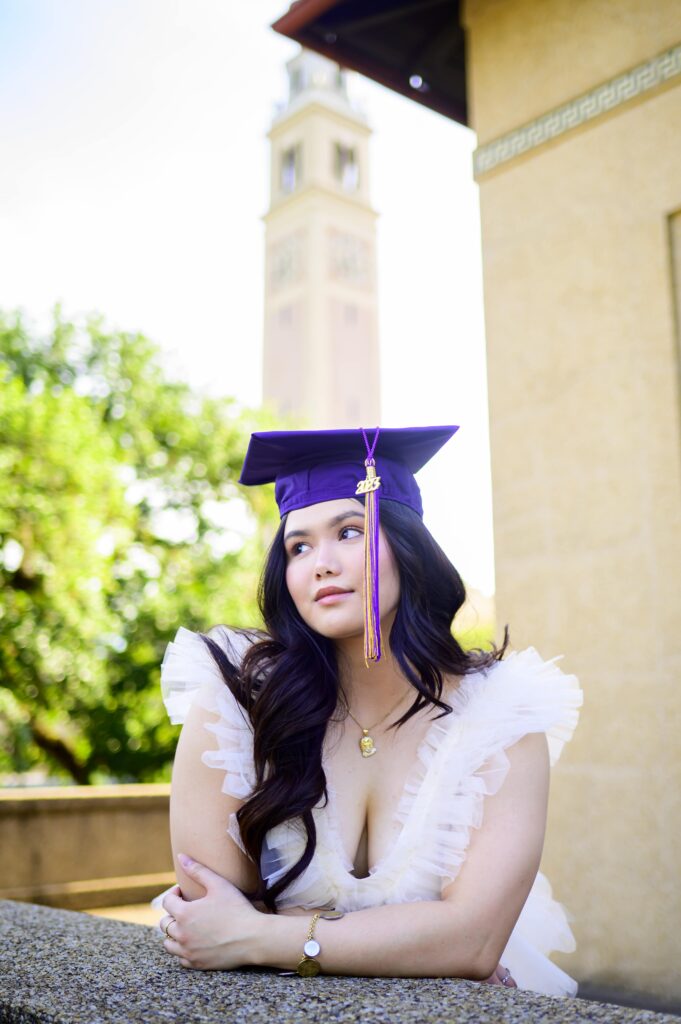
[356,460,382,664]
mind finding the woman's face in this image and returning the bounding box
[284,497,401,642]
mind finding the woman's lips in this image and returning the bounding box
[316,591,353,605]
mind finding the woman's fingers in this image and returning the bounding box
[159,914,178,939]
[497,964,517,987]
[162,934,193,969]
[161,890,186,917]
[177,853,230,892]
[480,963,517,987]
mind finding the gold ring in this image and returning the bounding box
[162,917,175,939]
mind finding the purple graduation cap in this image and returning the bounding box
[239,425,459,664]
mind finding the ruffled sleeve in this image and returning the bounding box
[160,625,256,800]
[467,645,584,767]
[379,646,584,900]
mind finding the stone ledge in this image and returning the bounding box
[3,872,176,910]
[0,786,172,906]
[0,784,171,812]
[1,900,676,1024]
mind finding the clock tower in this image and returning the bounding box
[263,49,380,427]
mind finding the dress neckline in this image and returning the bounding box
[319,669,483,882]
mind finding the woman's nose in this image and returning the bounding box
[315,559,339,577]
[314,542,340,577]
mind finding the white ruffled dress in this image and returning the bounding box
[159,625,584,997]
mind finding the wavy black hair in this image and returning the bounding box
[200,498,509,911]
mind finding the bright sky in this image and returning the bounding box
[0,0,496,596]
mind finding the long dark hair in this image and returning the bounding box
[200,498,509,911]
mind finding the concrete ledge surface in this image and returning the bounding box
[0,900,676,1024]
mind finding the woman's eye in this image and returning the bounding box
[290,542,309,556]
[340,526,362,540]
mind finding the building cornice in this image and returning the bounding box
[263,182,379,222]
[473,42,681,179]
[269,98,372,139]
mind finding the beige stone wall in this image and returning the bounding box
[1,785,173,909]
[465,0,680,143]
[463,0,681,1000]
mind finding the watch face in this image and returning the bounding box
[297,957,321,977]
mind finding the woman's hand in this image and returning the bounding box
[159,853,264,970]
[480,962,518,988]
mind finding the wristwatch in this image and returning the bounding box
[279,909,345,977]
[297,913,322,976]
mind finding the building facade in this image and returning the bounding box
[465,0,681,999]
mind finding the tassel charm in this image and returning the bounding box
[355,462,381,496]
[356,426,382,665]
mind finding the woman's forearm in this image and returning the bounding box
[250,900,488,979]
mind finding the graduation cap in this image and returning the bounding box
[239,425,459,663]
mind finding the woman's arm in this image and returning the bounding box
[164,729,548,978]
[250,731,549,978]
[169,693,258,901]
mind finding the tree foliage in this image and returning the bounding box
[0,306,278,784]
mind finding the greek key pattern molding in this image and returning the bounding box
[473,43,681,178]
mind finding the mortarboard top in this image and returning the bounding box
[238,425,460,666]
[238,425,459,518]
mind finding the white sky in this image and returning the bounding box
[0,0,496,596]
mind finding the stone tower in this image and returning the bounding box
[263,49,380,427]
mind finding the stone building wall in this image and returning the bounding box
[463,0,681,998]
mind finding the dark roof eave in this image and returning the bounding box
[271,0,468,126]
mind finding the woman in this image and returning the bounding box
[156,426,583,994]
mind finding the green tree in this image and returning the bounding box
[0,306,278,784]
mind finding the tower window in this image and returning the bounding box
[290,68,303,98]
[281,144,302,194]
[334,143,359,192]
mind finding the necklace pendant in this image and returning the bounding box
[359,730,377,758]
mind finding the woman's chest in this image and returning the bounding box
[321,707,446,878]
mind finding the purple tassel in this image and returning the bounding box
[356,428,382,663]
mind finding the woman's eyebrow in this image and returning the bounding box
[284,510,363,543]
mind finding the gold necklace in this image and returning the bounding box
[345,691,411,758]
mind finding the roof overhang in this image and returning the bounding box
[271,0,468,126]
